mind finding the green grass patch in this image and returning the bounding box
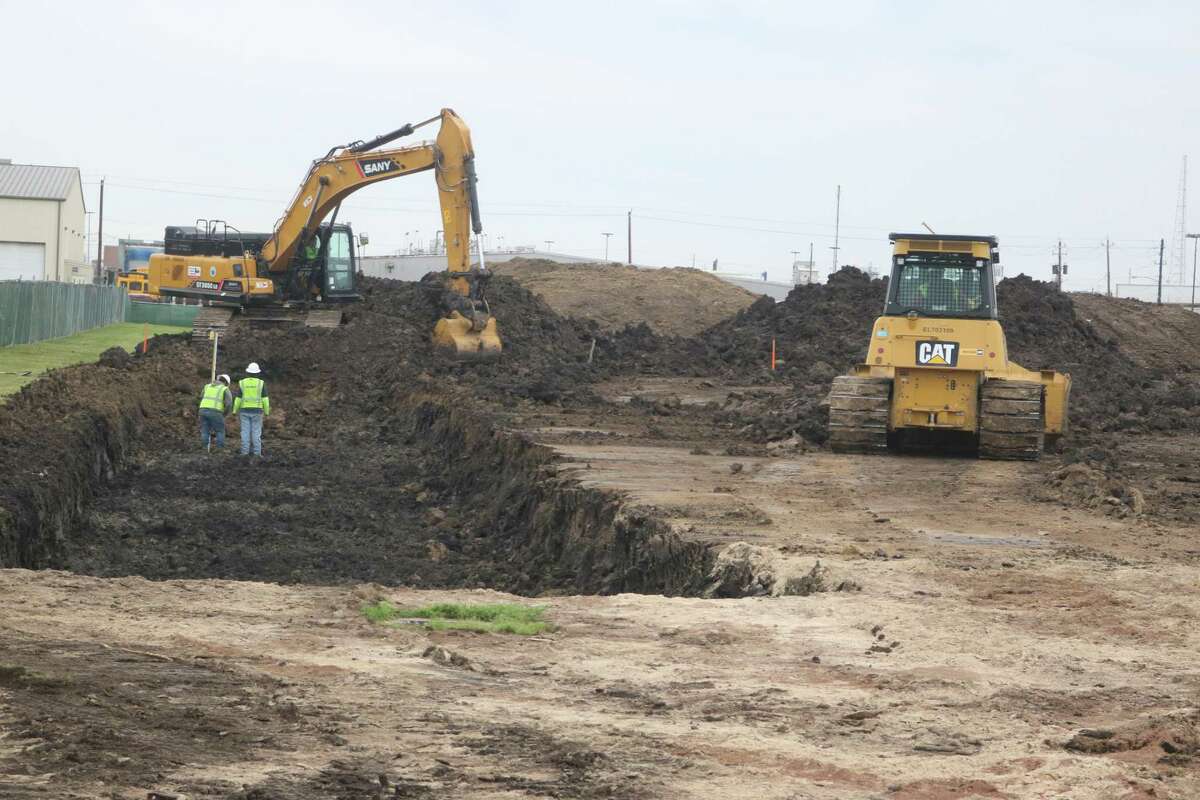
[1,322,189,397]
[362,600,552,635]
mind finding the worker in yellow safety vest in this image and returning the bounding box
[233,362,271,458]
[198,374,233,451]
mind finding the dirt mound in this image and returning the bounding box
[96,346,132,369]
[685,267,887,442]
[689,269,1200,444]
[998,275,1200,436]
[1072,293,1200,373]
[0,339,197,567]
[491,258,757,337]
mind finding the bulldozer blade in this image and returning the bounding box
[432,312,502,360]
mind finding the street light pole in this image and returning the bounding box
[602,232,613,261]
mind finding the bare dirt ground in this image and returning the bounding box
[5,277,1200,799]
[5,374,1200,799]
[491,258,757,337]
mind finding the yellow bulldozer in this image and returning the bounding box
[828,233,1070,460]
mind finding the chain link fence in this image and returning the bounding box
[0,281,132,346]
[126,301,201,327]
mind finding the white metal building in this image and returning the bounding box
[0,160,88,282]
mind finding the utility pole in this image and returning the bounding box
[95,178,105,283]
[602,232,613,261]
[1157,238,1165,305]
[831,185,841,272]
[1188,233,1200,311]
[1105,238,1111,297]
[1053,239,1065,290]
[809,241,814,270]
[627,210,632,265]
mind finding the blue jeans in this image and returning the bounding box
[240,411,264,456]
[200,410,225,449]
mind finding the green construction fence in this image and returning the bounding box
[0,281,132,347]
[126,301,201,327]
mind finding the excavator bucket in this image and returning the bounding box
[432,312,502,360]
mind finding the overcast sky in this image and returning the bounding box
[3,1,1198,294]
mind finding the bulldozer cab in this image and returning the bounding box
[885,234,999,320]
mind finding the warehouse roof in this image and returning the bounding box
[0,161,80,201]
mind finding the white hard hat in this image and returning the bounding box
[246,362,261,374]
[218,374,231,385]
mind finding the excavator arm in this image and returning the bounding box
[261,108,499,358]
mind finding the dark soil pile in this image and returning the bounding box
[352,274,668,404]
[999,276,1200,435]
[684,268,1200,443]
[0,337,196,567]
[685,267,886,381]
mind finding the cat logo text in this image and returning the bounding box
[915,340,959,367]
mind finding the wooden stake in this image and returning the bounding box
[142,322,148,355]
[771,338,776,371]
[210,332,219,382]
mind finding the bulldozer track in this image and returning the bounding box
[978,379,1044,461]
[828,375,891,454]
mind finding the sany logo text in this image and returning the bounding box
[358,159,396,177]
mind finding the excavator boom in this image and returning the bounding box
[259,108,498,359]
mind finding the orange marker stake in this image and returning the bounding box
[143,323,148,355]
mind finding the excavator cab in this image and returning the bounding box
[289,223,360,303]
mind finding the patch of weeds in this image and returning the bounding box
[361,601,552,635]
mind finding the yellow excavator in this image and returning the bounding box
[144,108,500,359]
[828,233,1070,460]
[115,268,153,300]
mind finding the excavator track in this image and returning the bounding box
[978,380,1044,461]
[828,375,892,454]
[191,307,235,347]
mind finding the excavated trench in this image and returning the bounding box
[10,270,1181,591]
[0,318,715,597]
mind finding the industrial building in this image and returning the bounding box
[0,160,88,282]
